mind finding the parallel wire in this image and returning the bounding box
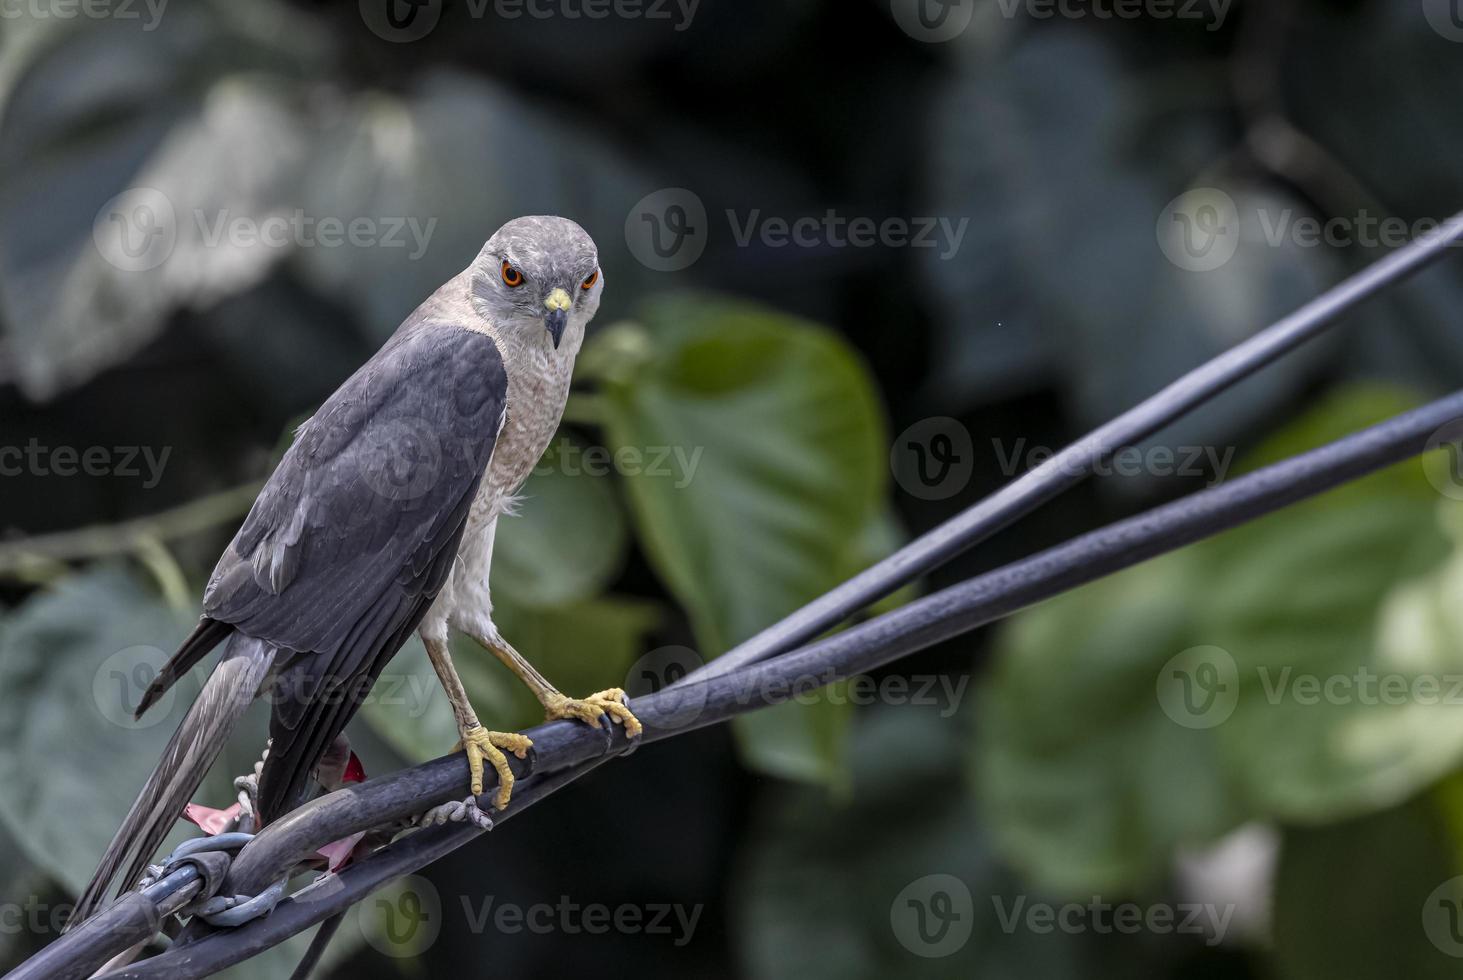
[686,211,1463,683]
[12,215,1463,980]
[88,387,1463,980]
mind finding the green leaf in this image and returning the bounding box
[0,566,205,893]
[0,564,365,977]
[592,295,890,785]
[976,553,1244,894]
[358,597,662,759]
[479,596,663,733]
[1272,787,1463,980]
[975,386,1463,894]
[0,1,330,399]
[492,438,629,609]
[738,709,1183,980]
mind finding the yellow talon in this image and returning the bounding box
[455,726,533,809]
[543,688,644,739]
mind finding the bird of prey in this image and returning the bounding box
[71,215,640,924]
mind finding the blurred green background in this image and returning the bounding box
[5,0,1463,976]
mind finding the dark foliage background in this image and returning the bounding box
[4,0,1463,976]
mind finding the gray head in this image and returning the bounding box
[468,216,603,350]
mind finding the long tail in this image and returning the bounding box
[68,631,276,927]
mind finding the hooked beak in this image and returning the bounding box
[544,288,572,349]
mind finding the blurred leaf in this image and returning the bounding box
[925,27,1338,456]
[295,71,663,336]
[482,596,663,733]
[0,821,41,969]
[593,294,889,785]
[493,439,629,609]
[0,564,364,978]
[360,597,661,759]
[975,386,1463,894]
[0,565,200,892]
[355,635,464,766]
[1272,787,1463,980]
[739,709,1185,980]
[977,552,1243,894]
[0,1,330,399]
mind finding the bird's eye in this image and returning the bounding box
[501,261,524,288]
[581,270,599,291]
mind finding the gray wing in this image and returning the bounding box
[205,322,504,645]
[203,320,507,816]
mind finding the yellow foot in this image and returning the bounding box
[453,726,533,809]
[544,688,644,739]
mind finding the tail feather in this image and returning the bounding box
[69,631,276,928]
[133,617,231,718]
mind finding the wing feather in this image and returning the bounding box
[202,320,507,817]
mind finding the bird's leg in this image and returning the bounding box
[423,636,532,809]
[470,631,643,739]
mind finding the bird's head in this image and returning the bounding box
[469,215,603,352]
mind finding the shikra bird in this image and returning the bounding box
[71,215,640,925]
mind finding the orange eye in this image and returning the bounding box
[581,270,599,291]
[501,261,524,288]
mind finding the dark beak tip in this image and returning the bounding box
[546,310,568,349]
